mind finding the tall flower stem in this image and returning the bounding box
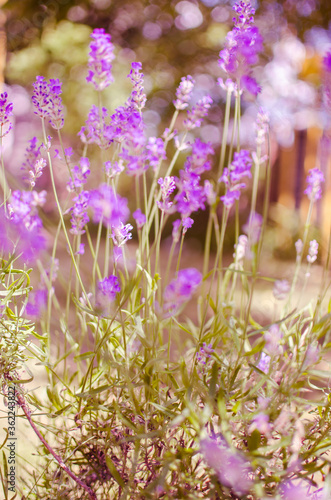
[41,119,90,306]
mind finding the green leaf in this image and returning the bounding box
[76,384,113,398]
[105,456,126,488]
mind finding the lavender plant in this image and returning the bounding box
[1,5,331,500]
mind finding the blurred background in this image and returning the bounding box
[1,0,331,259]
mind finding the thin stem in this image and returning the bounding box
[41,119,90,306]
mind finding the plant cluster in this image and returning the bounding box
[1,2,331,499]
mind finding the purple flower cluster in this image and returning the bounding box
[304,168,325,202]
[25,289,47,320]
[89,184,129,228]
[172,138,214,219]
[127,62,146,111]
[96,275,121,311]
[146,137,167,170]
[111,222,133,247]
[69,191,90,235]
[0,207,45,263]
[80,102,146,176]
[184,95,212,130]
[0,92,13,138]
[157,176,176,213]
[67,157,91,192]
[196,343,214,365]
[32,76,64,129]
[173,75,195,110]
[200,436,253,496]
[8,190,46,231]
[220,150,252,209]
[133,209,146,229]
[185,138,214,174]
[21,137,46,188]
[86,28,115,91]
[218,1,263,95]
[164,268,202,315]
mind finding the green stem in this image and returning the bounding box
[41,119,90,306]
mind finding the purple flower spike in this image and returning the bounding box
[304,168,325,202]
[67,157,91,192]
[32,76,64,129]
[0,92,13,138]
[69,191,90,235]
[164,268,202,315]
[89,184,129,228]
[200,437,253,496]
[96,275,121,311]
[133,209,146,229]
[220,150,252,209]
[218,1,263,94]
[157,176,176,213]
[173,75,195,110]
[86,28,115,91]
[25,289,47,320]
[146,137,166,170]
[0,207,45,263]
[196,342,214,365]
[128,62,146,111]
[184,95,212,130]
[111,222,133,247]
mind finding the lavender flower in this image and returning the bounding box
[89,184,129,227]
[307,239,318,264]
[157,176,176,213]
[0,207,45,263]
[21,138,46,187]
[257,352,270,373]
[220,150,252,209]
[175,169,206,217]
[146,137,166,170]
[133,209,146,229]
[173,75,195,110]
[96,275,121,311]
[127,62,146,111]
[25,289,47,320]
[111,222,133,247]
[200,437,253,496]
[264,324,283,355]
[32,76,64,129]
[86,28,115,91]
[248,413,271,437]
[218,1,263,95]
[69,191,90,235]
[164,268,202,315]
[185,138,214,175]
[67,157,91,192]
[8,190,46,232]
[184,96,212,130]
[304,168,325,202]
[196,343,214,365]
[104,160,124,179]
[273,279,290,300]
[182,216,194,232]
[0,92,13,138]
[280,481,313,500]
